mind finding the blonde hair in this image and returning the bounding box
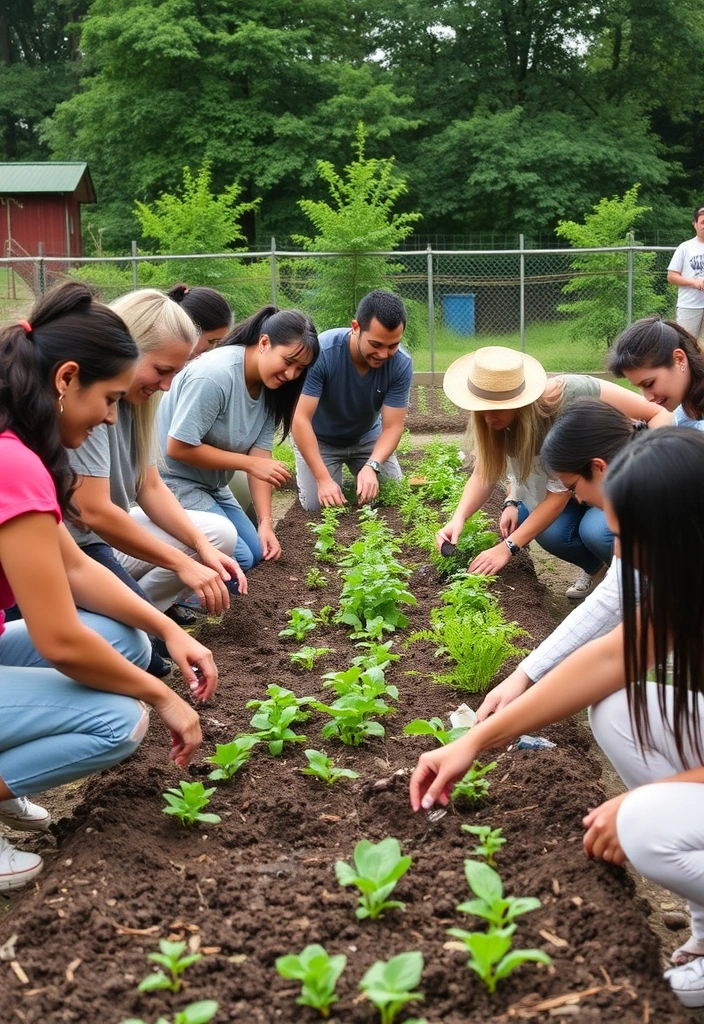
[467,377,566,484]
[111,289,197,490]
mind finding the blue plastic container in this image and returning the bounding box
[443,293,476,336]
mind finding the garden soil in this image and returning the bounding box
[0,495,694,1024]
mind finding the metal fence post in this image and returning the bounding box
[626,231,634,327]
[427,245,435,374]
[131,241,138,291]
[519,234,526,352]
[270,236,277,307]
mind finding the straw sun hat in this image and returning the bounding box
[443,346,548,412]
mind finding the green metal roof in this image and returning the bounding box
[0,163,96,203]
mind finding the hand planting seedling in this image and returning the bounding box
[456,859,542,931]
[403,717,468,747]
[451,759,496,805]
[162,781,221,827]
[205,734,259,780]
[302,749,360,785]
[289,646,333,670]
[461,824,506,866]
[305,567,328,589]
[358,950,424,1024]
[275,943,346,1017]
[335,836,411,919]
[119,1000,219,1024]
[279,607,318,641]
[446,926,551,994]
[138,938,203,993]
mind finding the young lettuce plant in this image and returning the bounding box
[403,717,468,747]
[322,665,398,702]
[335,837,412,920]
[351,640,399,675]
[302,749,360,785]
[461,824,506,866]
[138,938,203,993]
[119,1001,219,1024]
[247,687,311,755]
[447,927,551,994]
[313,692,394,746]
[205,734,259,780]
[358,950,424,1024]
[305,566,328,589]
[451,760,496,806]
[275,943,346,1018]
[279,607,318,642]
[162,781,221,827]
[290,646,333,670]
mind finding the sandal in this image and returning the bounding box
[671,935,704,967]
[164,603,198,626]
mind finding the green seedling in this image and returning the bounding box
[322,664,398,702]
[302,749,360,785]
[446,926,551,994]
[335,836,411,920]
[289,645,333,670]
[275,943,346,1017]
[403,717,468,746]
[162,781,221,827]
[351,640,400,674]
[138,938,202,994]
[317,604,334,626]
[461,824,506,866]
[456,859,542,931]
[247,685,311,755]
[358,950,424,1024]
[119,1001,219,1024]
[305,567,328,589]
[308,506,344,562]
[314,692,394,746]
[279,606,318,641]
[451,760,496,805]
[205,734,259,780]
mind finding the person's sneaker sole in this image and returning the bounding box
[0,809,52,832]
[0,858,44,890]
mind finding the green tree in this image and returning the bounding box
[556,185,665,348]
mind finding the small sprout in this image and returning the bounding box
[290,646,333,670]
[461,824,506,866]
[205,735,259,780]
[456,860,542,931]
[317,604,334,626]
[275,943,347,1017]
[305,567,328,589]
[445,926,551,994]
[162,781,221,827]
[451,760,496,805]
[119,1002,219,1024]
[138,938,203,994]
[279,607,318,641]
[302,749,360,785]
[358,950,424,1024]
[335,837,411,920]
[403,717,468,746]
[247,684,311,755]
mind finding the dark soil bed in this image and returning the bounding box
[0,496,690,1024]
[406,383,467,434]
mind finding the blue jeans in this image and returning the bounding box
[0,614,151,796]
[518,500,613,573]
[207,496,263,573]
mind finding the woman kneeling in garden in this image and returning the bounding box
[413,426,704,1008]
[0,283,216,890]
[436,346,670,600]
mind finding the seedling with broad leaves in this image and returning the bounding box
[461,824,506,866]
[456,860,542,931]
[302,749,360,785]
[358,950,425,1024]
[119,1001,219,1024]
[335,836,411,920]
[403,717,468,746]
[322,664,398,702]
[162,781,221,827]
[451,760,496,805]
[289,645,333,670]
[247,685,311,755]
[279,607,318,642]
[275,943,346,1017]
[313,691,394,746]
[446,926,551,994]
[205,734,259,780]
[138,938,203,993]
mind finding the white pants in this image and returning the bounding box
[114,508,237,611]
[676,307,704,343]
[590,684,704,940]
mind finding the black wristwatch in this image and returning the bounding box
[502,499,520,509]
[505,538,521,556]
[365,460,381,474]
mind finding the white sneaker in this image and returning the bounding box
[665,957,704,1007]
[0,836,43,890]
[0,796,51,832]
[565,564,607,601]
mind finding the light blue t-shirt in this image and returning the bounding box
[157,345,275,510]
[673,404,704,431]
[302,328,413,446]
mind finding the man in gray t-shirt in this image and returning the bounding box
[291,290,412,511]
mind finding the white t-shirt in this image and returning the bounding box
[668,237,704,309]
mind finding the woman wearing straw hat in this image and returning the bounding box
[437,346,671,599]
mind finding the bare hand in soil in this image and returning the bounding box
[154,694,203,767]
[582,793,628,865]
[318,476,347,508]
[469,540,511,575]
[356,465,379,504]
[410,740,476,811]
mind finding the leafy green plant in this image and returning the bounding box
[351,640,400,674]
[290,645,333,670]
[358,950,424,1024]
[138,939,203,994]
[205,735,259,780]
[446,926,551,994]
[302,749,360,785]
[308,506,345,562]
[335,837,411,920]
[403,717,468,746]
[279,607,318,641]
[119,1000,219,1024]
[451,760,496,805]
[247,685,311,755]
[162,781,221,827]
[461,824,506,866]
[317,604,334,626]
[275,944,346,1017]
[305,566,328,589]
[314,691,394,746]
[456,860,542,931]
[322,664,398,702]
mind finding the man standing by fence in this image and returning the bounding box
[291,290,412,511]
[667,205,704,341]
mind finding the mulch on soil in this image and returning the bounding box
[0,495,691,1024]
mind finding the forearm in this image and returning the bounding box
[508,492,569,548]
[137,475,208,553]
[668,270,701,291]
[248,474,273,520]
[78,503,190,574]
[291,418,330,482]
[369,421,404,466]
[167,436,257,475]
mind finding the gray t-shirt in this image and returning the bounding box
[157,344,275,510]
[67,401,142,547]
[302,328,413,446]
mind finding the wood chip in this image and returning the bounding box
[539,929,568,948]
[319,814,341,823]
[570,896,583,907]
[443,940,467,952]
[111,922,160,937]
[201,946,221,955]
[551,879,560,896]
[10,960,29,985]
[642,1001,650,1023]
[501,804,539,816]
[65,958,81,983]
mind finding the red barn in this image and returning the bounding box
[0,162,96,260]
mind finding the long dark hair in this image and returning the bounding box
[541,398,644,478]
[0,281,138,514]
[225,305,319,439]
[607,316,704,420]
[168,283,233,332]
[603,427,704,766]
